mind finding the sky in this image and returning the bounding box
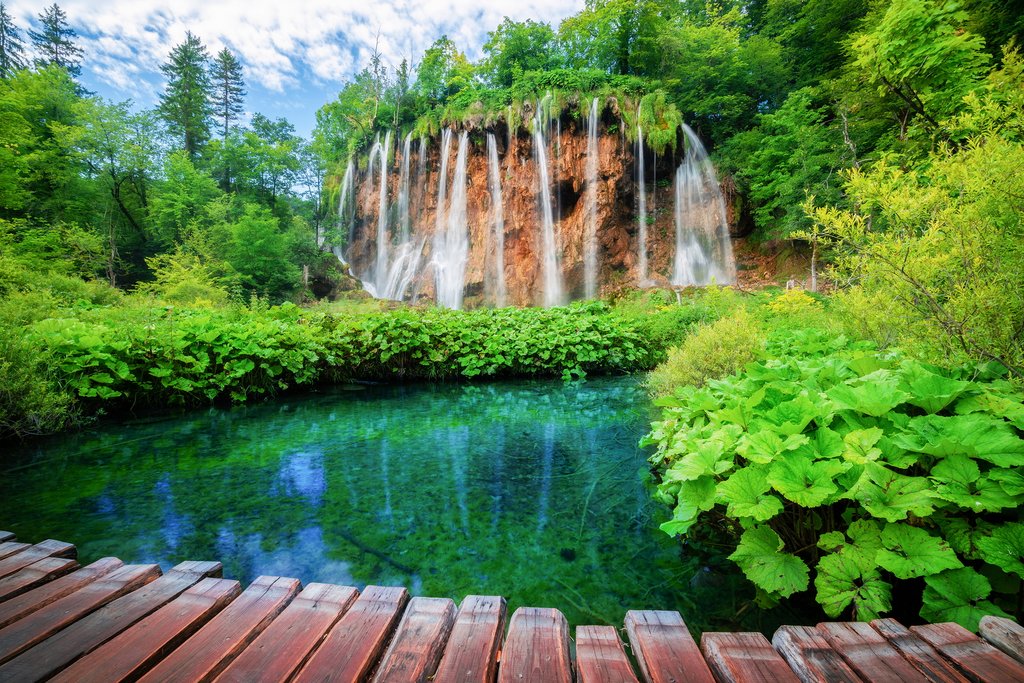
[7,0,585,138]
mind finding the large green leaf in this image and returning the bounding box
[955,391,1024,429]
[736,431,808,465]
[728,526,809,598]
[892,414,1024,468]
[899,361,971,414]
[975,523,1024,579]
[931,455,1017,512]
[767,452,848,507]
[921,568,1010,631]
[828,370,911,417]
[845,463,936,521]
[815,553,892,619]
[989,468,1024,496]
[762,392,830,435]
[664,441,733,482]
[842,428,884,464]
[939,518,995,559]
[876,523,962,579]
[716,466,784,521]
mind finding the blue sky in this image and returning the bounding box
[7,0,584,138]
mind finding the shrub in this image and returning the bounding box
[647,310,764,397]
[0,329,77,440]
[643,329,1024,631]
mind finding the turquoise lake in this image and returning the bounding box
[1,376,735,627]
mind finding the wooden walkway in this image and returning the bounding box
[0,532,1022,682]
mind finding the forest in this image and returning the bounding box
[1,0,1023,635]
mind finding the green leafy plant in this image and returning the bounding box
[644,329,1024,630]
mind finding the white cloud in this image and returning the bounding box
[7,0,584,95]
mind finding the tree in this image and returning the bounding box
[0,3,27,78]
[414,36,473,104]
[481,18,560,88]
[159,32,213,161]
[28,4,83,78]
[210,47,245,141]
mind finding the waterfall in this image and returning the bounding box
[584,97,599,299]
[373,131,392,296]
[672,124,737,285]
[432,130,469,309]
[534,98,565,307]
[636,118,649,285]
[332,159,355,265]
[398,133,412,242]
[486,133,507,306]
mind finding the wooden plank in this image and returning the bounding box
[980,616,1024,667]
[817,621,930,682]
[0,545,28,562]
[771,625,862,683]
[0,563,159,667]
[214,583,359,683]
[625,610,715,683]
[138,575,300,683]
[0,535,13,544]
[0,560,220,682]
[0,540,75,581]
[0,558,123,629]
[869,619,969,683]
[372,596,457,682]
[700,632,800,683]
[576,625,640,683]
[292,585,409,683]
[433,595,507,683]
[497,607,573,683]
[49,577,240,683]
[0,557,78,603]
[912,622,1024,683]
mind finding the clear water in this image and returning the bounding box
[0,376,710,627]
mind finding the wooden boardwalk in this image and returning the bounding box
[0,532,1022,682]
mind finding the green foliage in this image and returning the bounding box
[0,327,76,440]
[644,329,1024,629]
[158,31,213,160]
[647,310,764,397]
[481,18,561,89]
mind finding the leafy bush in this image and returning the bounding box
[644,329,1024,630]
[0,329,77,440]
[647,311,764,397]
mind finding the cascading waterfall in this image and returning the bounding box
[584,97,599,299]
[432,130,470,309]
[672,123,736,285]
[373,131,392,296]
[398,133,412,242]
[636,115,648,285]
[534,97,565,307]
[332,159,355,265]
[486,133,507,306]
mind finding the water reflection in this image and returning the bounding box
[2,376,702,627]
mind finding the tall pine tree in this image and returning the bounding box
[28,3,83,77]
[210,47,246,140]
[0,3,26,77]
[159,32,213,161]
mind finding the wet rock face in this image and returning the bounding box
[343,115,732,306]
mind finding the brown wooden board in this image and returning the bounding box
[576,625,640,683]
[817,621,929,682]
[625,610,715,683]
[700,632,800,683]
[292,585,409,683]
[0,560,220,682]
[0,563,159,668]
[0,557,78,602]
[912,622,1024,683]
[0,558,124,630]
[497,607,573,683]
[433,595,507,683]
[50,577,241,683]
[372,596,457,682]
[138,575,300,683]
[771,625,862,683]
[0,535,13,544]
[0,540,75,581]
[213,583,359,683]
[0,545,27,562]
[979,616,1024,667]
[869,619,969,683]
